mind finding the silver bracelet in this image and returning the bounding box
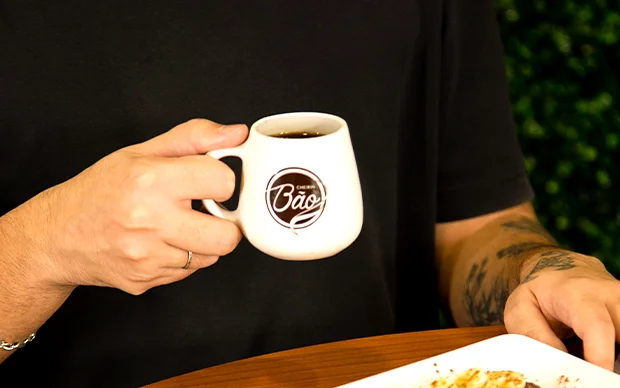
[0,333,36,351]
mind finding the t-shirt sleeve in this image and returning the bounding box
[436,0,535,223]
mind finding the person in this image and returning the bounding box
[0,1,618,386]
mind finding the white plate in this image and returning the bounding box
[338,334,620,388]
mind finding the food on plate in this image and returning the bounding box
[428,368,541,388]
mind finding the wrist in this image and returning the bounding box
[0,188,70,289]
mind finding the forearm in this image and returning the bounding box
[439,213,573,326]
[0,193,74,363]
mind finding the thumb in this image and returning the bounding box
[131,118,248,157]
[504,290,568,352]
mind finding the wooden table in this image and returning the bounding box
[146,326,603,388]
[147,326,509,387]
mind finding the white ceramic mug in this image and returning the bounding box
[203,112,363,261]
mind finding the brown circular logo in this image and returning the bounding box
[265,167,327,233]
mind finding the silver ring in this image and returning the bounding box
[183,250,193,270]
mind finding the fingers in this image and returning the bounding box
[117,267,201,296]
[114,244,219,295]
[504,290,568,353]
[131,119,248,157]
[157,155,236,201]
[160,209,242,257]
[569,302,617,371]
[146,241,220,269]
[134,256,220,293]
[181,253,219,270]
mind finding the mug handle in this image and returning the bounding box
[202,145,246,223]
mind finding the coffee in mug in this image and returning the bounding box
[269,130,325,138]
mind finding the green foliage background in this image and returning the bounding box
[497,0,620,277]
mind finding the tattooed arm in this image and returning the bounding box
[435,202,599,326]
[436,201,620,371]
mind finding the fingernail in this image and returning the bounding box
[218,124,245,135]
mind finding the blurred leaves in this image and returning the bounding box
[496,1,620,276]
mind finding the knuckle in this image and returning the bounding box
[182,118,218,139]
[129,160,158,192]
[134,169,157,191]
[121,156,161,194]
[213,223,241,255]
[502,299,520,323]
[187,118,218,131]
[125,205,152,229]
[503,296,517,315]
[117,159,161,229]
[185,118,210,128]
[588,315,614,332]
[117,235,149,262]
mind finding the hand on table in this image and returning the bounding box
[504,250,620,371]
[19,119,247,295]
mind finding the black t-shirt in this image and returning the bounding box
[0,1,533,386]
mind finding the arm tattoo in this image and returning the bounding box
[464,258,511,325]
[501,217,558,244]
[461,218,568,326]
[497,242,558,259]
[522,251,576,283]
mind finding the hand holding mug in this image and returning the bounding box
[11,119,246,295]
